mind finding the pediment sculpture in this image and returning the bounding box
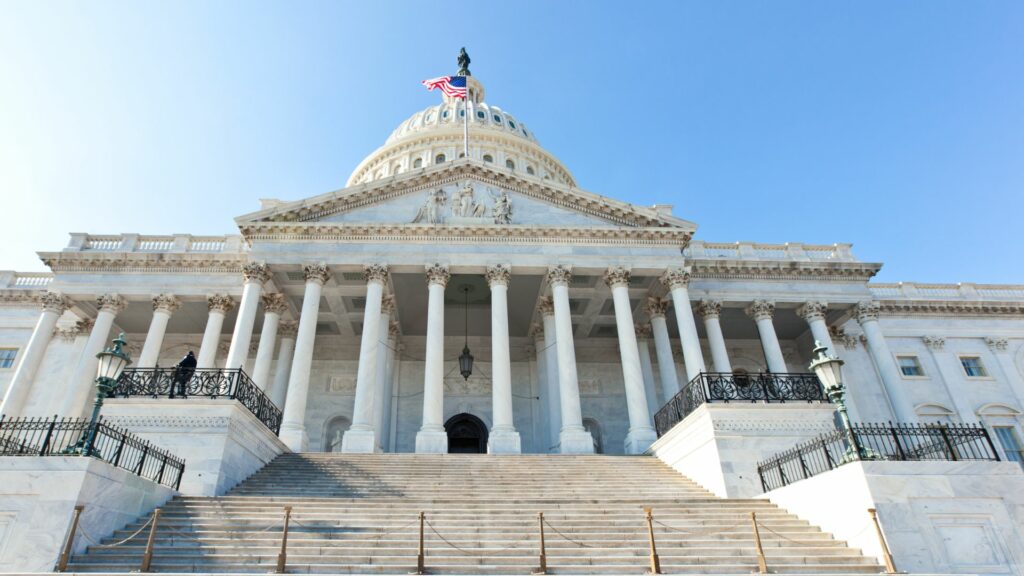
[411,183,513,225]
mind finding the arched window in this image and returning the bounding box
[493,114,502,123]
[526,166,535,175]
[505,159,515,170]
[392,164,402,175]
[476,110,485,120]
[322,415,351,453]
[582,418,603,454]
[413,158,423,169]
[435,154,446,164]
[483,154,493,163]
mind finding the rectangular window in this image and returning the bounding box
[960,356,988,378]
[0,348,16,369]
[994,426,1024,470]
[897,355,924,377]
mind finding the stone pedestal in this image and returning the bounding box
[487,430,522,454]
[415,429,449,454]
[647,402,837,497]
[0,457,175,572]
[340,428,380,454]
[103,398,287,496]
[558,429,597,455]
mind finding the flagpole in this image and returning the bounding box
[463,89,470,158]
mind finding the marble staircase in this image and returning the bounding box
[66,453,883,574]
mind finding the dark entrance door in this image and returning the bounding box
[444,413,488,454]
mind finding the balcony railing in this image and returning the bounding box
[112,368,282,435]
[757,422,1001,492]
[654,372,828,436]
[0,416,184,489]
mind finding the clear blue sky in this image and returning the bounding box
[2,1,1022,283]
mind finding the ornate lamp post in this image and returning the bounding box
[73,333,132,456]
[458,286,474,380]
[809,340,876,461]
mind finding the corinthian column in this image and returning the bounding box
[538,298,562,452]
[251,293,288,390]
[797,301,835,353]
[486,264,521,454]
[635,323,659,416]
[280,264,330,451]
[416,263,450,454]
[225,263,270,370]
[197,295,235,369]
[660,268,706,382]
[647,297,682,403]
[137,295,180,368]
[697,300,731,373]
[746,300,787,374]
[63,294,126,417]
[344,264,389,453]
[0,292,69,417]
[547,266,594,454]
[269,321,297,409]
[371,296,394,449]
[856,301,916,423]
[605,267,657,454]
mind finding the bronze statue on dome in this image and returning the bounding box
[457,47,471,76]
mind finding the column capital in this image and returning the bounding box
[381,294,396,315]
[922,335,945,350]
[39,291,71,315]
[796,300,828,323]
[646,297,670,319]
[389,321,402,339]
[546,265,573,287]
[303,263,331,285]
[745,299,775,322]
[152,294,181,314]
[208,294,236,313]
[660,267,691,290]
[537,296,555,317]
[485,264,511,287]
[425,263,451,287]
[363,263,389,284]
[96,294,127,315]
[242,262,272,284]
[529,322,544,339]
[278,320,298,339]
[603,266,631,289]
[75,318,95,334]
[262,293,288,315]
[55,326,80,342]
[634,322,652,340]
[984,337,1008,352]
[854,301,880,323]
[697,299,722,320]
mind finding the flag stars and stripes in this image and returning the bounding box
[421,76,467,99]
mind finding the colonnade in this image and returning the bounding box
[0,261,928,454]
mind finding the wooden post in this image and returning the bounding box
[140,508,161,573]
[535,512,548,575]
[868,508,897,574]
[276,506,292,574]
[644,507,661,574]
[416,511,426,575]
[750,512,768,574]
[55,505,84,572]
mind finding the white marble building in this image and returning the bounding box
[1,68,1023,466]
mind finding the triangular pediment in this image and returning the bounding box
[236,160,696,232]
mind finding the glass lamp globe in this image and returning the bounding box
[96,332,132,382]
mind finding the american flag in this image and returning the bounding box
[421,76,467,99]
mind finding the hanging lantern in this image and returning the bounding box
[459,285,473,380]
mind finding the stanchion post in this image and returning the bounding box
[868,508,897,574]
[535,512,548,575]
[644,507,662,574]
[750,511,768,574]
[140,508,161,573]
[416,511,426,575]
[276,506,292,574]
[55,505,84,572]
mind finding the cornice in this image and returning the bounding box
[39,252,250,273]
[689,259,881,281]
[0,290,44,306]
[238,222,693,247]
[878,300,1024,317]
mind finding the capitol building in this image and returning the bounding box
[0,54,1022,575]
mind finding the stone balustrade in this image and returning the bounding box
[685,240,857,262]
[63,233,244,254]
[0,272,54,289]
[870,282,1024,301]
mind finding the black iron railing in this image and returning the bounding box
[112,367,282,435]
[0,415,185,489]
[654,372,828,436]
[757,422,1000,491]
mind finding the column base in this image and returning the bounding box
[279,423,308,453]
[415,429,448,454]
[487,429,521,454]
[558,428,595,455]
[341,428,380,454]
[624,427,658,455]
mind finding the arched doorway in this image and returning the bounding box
[322,415,351,453]
[445,413,488,454]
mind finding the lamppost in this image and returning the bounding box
[72,333,132,456]
[808,340,877,461]
[458,285,474,380]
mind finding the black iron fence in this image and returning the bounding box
[757,422,1000,491]
[112,367,282,435]
[654,372,828,436]
[0,415,184,489]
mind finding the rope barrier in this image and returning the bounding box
[77,515,154,548]
[756,517,874,546]
[425,519,533,556]
[653,517,746,536]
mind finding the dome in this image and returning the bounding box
[346,75,576,188]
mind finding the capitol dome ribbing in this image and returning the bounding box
[347,74,575,187]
